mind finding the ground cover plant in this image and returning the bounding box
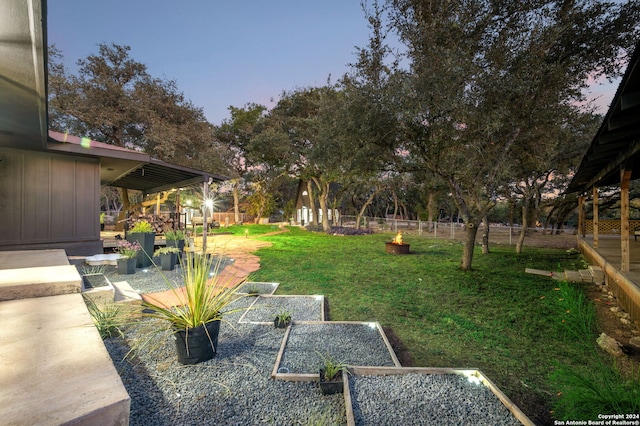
[249,227,632,424]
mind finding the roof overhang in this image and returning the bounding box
[47,131,228,194]
[0,0,48,150]
[567,41,640,194]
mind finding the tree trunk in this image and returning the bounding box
[306,181,317,226]
[426,192,435,232]
[115,187,131,231]
[232,179,241,224]
[313,179,331,231]
[481,215,490,254]
[515,200,529,254]
[356,187,381,229]
[461,221,479,270]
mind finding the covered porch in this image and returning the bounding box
[567,40,640,325]
[578,235,640,324]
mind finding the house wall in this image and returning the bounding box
[0,147,102,255]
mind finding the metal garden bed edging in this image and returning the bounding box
[271,321,401,381]
[345,366,533,426]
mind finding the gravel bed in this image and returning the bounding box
[105,319,346,425]
[239,296,323,323]
[73,255,234,294]
[278,323,398,375]
[237,282,279,295]
[349,373,521,426]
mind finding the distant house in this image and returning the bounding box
[0,1,226,255]
[293,180,340,226]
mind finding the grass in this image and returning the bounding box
[195,224,282,236]
[247,227,620,423]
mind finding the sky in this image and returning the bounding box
[47,1,619,126]
[47,0,374,125]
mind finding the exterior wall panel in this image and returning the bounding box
[0,147,100,253]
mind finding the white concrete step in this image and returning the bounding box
[0,293,130,425]
[0,249,82,301]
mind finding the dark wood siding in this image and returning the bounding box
[0,147,99,247]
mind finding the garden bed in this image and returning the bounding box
[237,281,279,295]
[238,295,324,324]
[272,322,400,380]
[345,367,532,426]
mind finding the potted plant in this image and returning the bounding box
[115,240,141,274]
[164,228,185,246]
[141,252,246,365]
[274,309,292,329]
[153,247,180,271]
[317,352,349,395]
[164,228,186,259]
[127,220,155,268]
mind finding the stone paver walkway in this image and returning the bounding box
[141,230,287,308]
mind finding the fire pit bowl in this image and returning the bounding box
[386,231,410,254]
[385,242,410,255]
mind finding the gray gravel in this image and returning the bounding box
[349,373,521,426]
[105,319,346,426]
[278,323,398,375]
[237,282,279,295]
[239,296,324,323]
[74,255,234,294]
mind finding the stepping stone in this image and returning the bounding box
[579,269,593,283]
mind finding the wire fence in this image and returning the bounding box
[337,215,576,246]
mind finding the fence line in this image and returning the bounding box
[337,215,573,246]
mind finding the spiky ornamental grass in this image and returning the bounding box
[141,252,246,331]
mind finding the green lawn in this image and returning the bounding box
[248,227,608,424]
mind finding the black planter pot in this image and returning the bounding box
[166,239,185,261]
[166,239,185,251]
[160,253,178,271]
[319,369,344,395]
[117,257,136,274]
[127,232,155,268]
[174,320,221,365]
[274,318,291,329]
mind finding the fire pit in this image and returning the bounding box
[386,232,410,254]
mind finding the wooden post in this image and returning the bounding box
[202,181,209,254]
[621,167,632,272]
[593,186,599,248]
[578,196,585,238]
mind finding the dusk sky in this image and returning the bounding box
[47,1,619,126]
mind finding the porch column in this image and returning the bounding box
[202,181,209,253]
[621,167,632,272]
[578,196,585,238]
[593,186,599,248]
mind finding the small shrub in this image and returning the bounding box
[327,226,373,236]
[164,229,185,240]
[316,351,349,381]
[130,221,153,233]
[83,295,126,339]
[79,264,107,275]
